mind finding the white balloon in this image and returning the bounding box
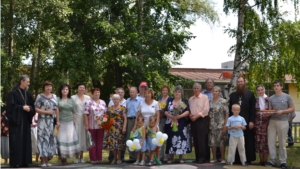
[162,134,168,140]
[133,139,140,145]
[136,144,141,150]
[126,140,133,147]
[156,132,163,138]
[157,142,163,146]
[129,147,134,152]
[152,138,158,145]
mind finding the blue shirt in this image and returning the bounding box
[226,115,247,138]
[202,89,223,100]
[126,96,143,117]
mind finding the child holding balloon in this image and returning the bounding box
[133,116,146,165]
[146,115,159,166]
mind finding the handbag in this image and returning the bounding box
[86,131,95,150]
[53,125,59,137]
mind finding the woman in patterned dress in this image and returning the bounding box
[254,85,271,165]
[164,86,191,164]
[1,110,10,164]
[71,83,90,163]
[84,88,107,163]
[208,86,228,164]
[106,94,127,164]
[57,84,81,165]
[35,81,58,167]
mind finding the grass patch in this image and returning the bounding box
[1,143,300,167]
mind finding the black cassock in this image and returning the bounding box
[229,89,256,163]
[6,87,35,167]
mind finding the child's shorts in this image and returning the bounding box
[146,138,157,151]
[135,138,147,152]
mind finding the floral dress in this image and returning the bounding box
[165,98,191,155]
[208,98,229,147]
[106,105,126,150]
[254,97,270,153]
[1,111,9,137]
[1,111,9,159]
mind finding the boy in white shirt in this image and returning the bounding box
[226,104,247,167]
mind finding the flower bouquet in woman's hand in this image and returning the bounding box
[172,101,187,132]
[96,114,114,131]
[159,101,166,116]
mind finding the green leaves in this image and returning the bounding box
[1,0,218,101]
[224,0,300,92]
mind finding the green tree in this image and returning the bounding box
[62,0,218,99]
[1,0,218,102]
[223,0,300,96]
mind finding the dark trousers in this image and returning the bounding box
[216,148,221,160]
[288,123,294,146]
[126,118,136,160]
[191,116,210,163]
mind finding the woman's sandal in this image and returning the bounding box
[167,160,174,164]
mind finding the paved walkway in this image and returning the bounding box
[0,161,230,169]
[2,161,299,169]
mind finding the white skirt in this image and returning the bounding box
[31,127,38,153]
[57,121,81,158]
[74,114,87,152]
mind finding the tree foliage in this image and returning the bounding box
[223,0,300,94]
[1,0,218,101]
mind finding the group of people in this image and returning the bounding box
[1,75,296,169]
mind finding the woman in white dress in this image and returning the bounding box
[133,88,160,165]
[71,83,90,163]
[133,88,160,129]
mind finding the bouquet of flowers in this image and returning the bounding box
[172,101,187,132]
[96,114,114,131]
[158,101,166,116]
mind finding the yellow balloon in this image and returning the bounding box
[159,138,164,144]
[131,145,136,150]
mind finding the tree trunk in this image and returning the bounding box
[114,61,123,87]
[30,52,37,95]
[3,0,15,101]
[35,38,42,97]
[224,0,247,99]
[137,0,143,62]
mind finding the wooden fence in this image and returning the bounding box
[291,122,300,143]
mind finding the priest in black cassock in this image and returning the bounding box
[6,75,36,168]
[228,77,256,164]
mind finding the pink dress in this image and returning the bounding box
[254,97,270,153]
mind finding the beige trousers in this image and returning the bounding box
[227,136,246,163]
[267,120,289,164]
